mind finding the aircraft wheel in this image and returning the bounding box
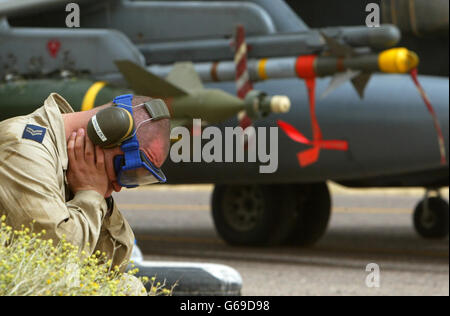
[286,183,331,247]
[212,184,297,246]
[413,197,449,239]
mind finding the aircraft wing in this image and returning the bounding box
[0,0,103,17]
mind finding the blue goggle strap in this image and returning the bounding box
[113,94,134,111]
[113,94,144,171]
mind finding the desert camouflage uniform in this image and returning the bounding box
[0,93,134,270]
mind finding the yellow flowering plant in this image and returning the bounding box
[0,215,172,296]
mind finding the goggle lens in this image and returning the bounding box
[114,151,167,188]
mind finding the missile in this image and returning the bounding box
[147,47,419,83]
[167,89,290,124]
[114,60,290,125]
[0,65,291,125]
[146,47,419,99]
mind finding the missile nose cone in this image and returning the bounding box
[378,48,420,73]
[270,96,291,113]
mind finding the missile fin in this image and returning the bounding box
[351,73,372,99]
[167,62,204,92]
[320,69,361,99]
[320,32,354,57]
[115,60,188,98]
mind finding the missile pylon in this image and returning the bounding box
[139,24,402,64]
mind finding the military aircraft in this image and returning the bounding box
[285,0,449,77]
[0,0,448,247]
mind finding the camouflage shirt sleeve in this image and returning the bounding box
[94,198,135,271]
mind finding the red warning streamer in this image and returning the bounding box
[410,68,447,166]
[278,74,349,167]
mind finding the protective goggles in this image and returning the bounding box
[114,149,167,188]
[112,95,168,188]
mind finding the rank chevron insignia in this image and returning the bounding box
[22,124,47,143]
[26,126,44,136]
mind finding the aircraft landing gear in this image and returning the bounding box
[285,183,331,246]
[211,184,297,246]
[211,183,331,247]
[413,189,449,239]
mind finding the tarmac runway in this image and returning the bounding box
[113,184,449,296]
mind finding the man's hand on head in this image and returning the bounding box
[67,128,110,198]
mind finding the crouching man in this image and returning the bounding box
[0,93,171,290]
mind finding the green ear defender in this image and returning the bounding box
[87,97,171,148]
[87,106,135,148]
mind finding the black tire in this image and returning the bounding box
[413,197,449,239]
[286,183,331,247]
[211,184,297,246]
